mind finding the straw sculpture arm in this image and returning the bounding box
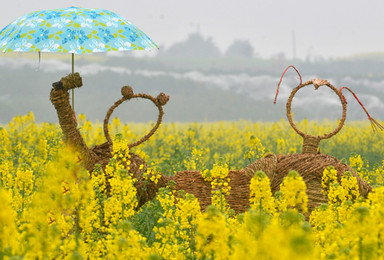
[50,73,97,171]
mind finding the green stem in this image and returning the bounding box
[359,236,363,260]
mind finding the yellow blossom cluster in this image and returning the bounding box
[202,161,232,214]
[183,147,209,171]
[142,163,162,184]
[249,171,276,214]
[244,135,267,163]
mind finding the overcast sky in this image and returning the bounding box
[1,0,384,59]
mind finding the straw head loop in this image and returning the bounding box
[287,80,347,145]
[274,65,302,104]
[103,87,169,149]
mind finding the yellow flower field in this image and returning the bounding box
[1,112,384,259]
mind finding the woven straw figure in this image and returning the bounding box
[170,74,380,215]
[50,73,170,207]
[243,68,381,214]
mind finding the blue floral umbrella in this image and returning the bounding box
[0,6,158,108]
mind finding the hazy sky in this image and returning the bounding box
[1,0,384,59]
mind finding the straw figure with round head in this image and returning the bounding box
[244,65,382,214]
[158,66,380,216]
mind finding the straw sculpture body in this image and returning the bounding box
[50,73,170,207]
[171,74,378,215]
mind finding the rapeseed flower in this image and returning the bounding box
[249,170,276,214]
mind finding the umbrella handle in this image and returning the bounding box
[103,86,169,149]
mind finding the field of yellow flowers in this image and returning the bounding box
[1,112,384,259]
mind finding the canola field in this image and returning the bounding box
[1,112,384,259]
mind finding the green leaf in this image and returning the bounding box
[73,23,81,28]
[113,33,118,38]
[117,29,123,33]
[29,30,36,34]
[20,33,27,38]
[27,35,32,39]
[56,31,63,35]
[120,35,126,39]
[55,36,60,40]
[48,34,54,39]
[99,22,107,27]
[94,36,100,39]
[87,34,92,39]
[92,30,98,34]
[46,23,52,28]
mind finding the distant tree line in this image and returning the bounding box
[158,32,255,58]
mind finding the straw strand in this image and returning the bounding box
[274,65,302,104]
[340,86,383,132]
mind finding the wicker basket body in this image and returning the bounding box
[171,170,251,214]
[245,153,372,213]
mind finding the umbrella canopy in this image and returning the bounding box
[0,6,158,54]
[0,6,158,109]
